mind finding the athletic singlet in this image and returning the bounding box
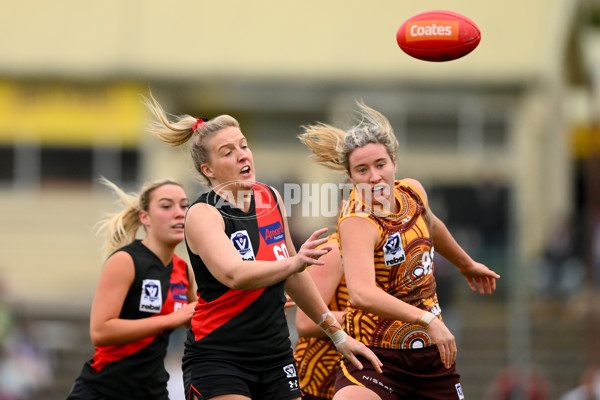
[294,233,348,399]
[183,183,292,363]
[338,180,441,350]
[78,240,190,400]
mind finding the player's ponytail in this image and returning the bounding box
[143,92,240,187]
[95,177,182,259]
[299,101,398,171]
[298,123,347,171]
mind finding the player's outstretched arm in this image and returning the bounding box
[286,272,382,373]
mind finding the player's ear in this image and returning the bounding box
[345,169,354,184]
[139,209,149,226]
[201,163,215,179]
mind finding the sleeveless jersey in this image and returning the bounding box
[338,180,441,350]
[183,183,292,363]
[79,240,190,400]
[294,233,348,399]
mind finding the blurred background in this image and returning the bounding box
[0,1,599,399]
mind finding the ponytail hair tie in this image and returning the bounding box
[192,117,208,134]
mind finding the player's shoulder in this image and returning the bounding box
[399,178,428,205]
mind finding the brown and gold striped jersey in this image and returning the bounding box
[338,180,442,350]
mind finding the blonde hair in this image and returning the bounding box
[299,101,399,171]
[95,177,183,259]
[142,92,240,187]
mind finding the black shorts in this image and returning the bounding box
[334,345,463,400]
[183,355,302,400]
[66,377,112,400]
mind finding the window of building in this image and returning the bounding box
[0,146,14,181]
[3,144,139,187]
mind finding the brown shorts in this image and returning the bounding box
[334,346,464,399]
[300,393,330,400]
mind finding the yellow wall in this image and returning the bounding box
[0,81,145,146]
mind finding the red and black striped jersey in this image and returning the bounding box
[79,240,191,400]
[183,183,292,364]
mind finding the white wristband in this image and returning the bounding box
[417,311,436,328]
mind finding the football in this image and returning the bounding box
[396,10,481,62]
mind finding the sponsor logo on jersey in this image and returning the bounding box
[288,379,299,390]
[258,221,285,245]
[456,383,464,399]
[231,230,255,261]
[170,283,188,301]
[283,363,297,378]
[139,279,162,313]
[383,232,406,267]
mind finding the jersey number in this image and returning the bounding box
[274,243,290,260]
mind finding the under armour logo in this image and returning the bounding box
[288,380,298,389]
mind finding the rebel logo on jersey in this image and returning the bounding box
[383,232,406,267]
[139,279,162,313]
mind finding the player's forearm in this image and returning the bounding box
[430,215,472,270]
[296,310,345,338]
[286,272,330,324]
[91,315,175,346]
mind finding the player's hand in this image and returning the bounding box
[335,336,383,373]
[169,301,197,328]
[292,228,331,273]
[458,261,500,295]
[426,317,456,368]
[283,294,296,316]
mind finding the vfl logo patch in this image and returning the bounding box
[231,230,255,261]
[383,232,406,267]
[283,363,297,378]
[139,279,162,313]
[259,221,285,244]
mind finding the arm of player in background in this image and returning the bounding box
[90,251,196,346]
[295,241,345,338]
[403,178,500,295]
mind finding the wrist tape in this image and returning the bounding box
[318,311,347,346]
[417,311,436,328]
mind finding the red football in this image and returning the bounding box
[396,10,481,62]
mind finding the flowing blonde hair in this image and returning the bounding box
[95,177,183,259]
[298,101,398,171]
[142,92,240,187]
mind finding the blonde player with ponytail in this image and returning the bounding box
[67,177,197,400]
[299,102,500,400]
[143,93,382,400]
